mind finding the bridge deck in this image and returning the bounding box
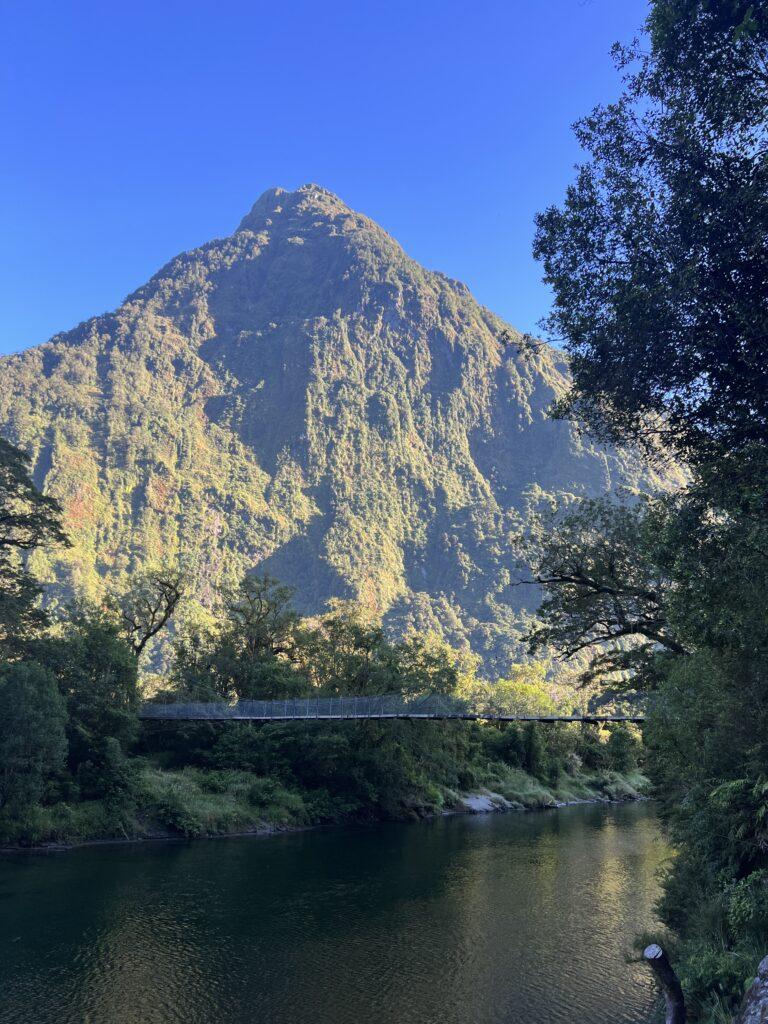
[140,694,643,724]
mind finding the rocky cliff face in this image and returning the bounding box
[0,185,683,673]
[735,955,768,1024]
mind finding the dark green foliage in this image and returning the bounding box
[0,662,67,815]
[26,608,140,808]
[171,576,309,701]
[483,723,525,768]
[523,722,547,780]
[521,496,685,685]
[206,724,271,774]
[605,726,638,774]
[0,437,68,553]
[534,2,768,468]
[578,725,609,772]
[296,604,465,698]
[531,2,768,1017]
[0,437,68,656]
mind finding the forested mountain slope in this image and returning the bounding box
[0,185,683,673]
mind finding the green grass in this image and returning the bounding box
[478,764,649,810]
[0,763,650,847]
[0,800,129,846]
[136,766,312,837]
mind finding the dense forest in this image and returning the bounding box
[0,432,642,847]
[527,1,768,1020]
[0,174,683,680]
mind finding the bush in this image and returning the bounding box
[246,777,308,823]
[677,942,757,1021]
[606,725,639,773]
[727,871,768,946]
[32,611,139,773]
[576,725,609,771]
[523,722,547,779]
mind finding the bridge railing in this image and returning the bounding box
[140,692,468,721]
[139,691,645,723]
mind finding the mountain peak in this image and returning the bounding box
[0,189,682,676]
[236,184,351,234]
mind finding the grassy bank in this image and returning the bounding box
[0,757,649,848]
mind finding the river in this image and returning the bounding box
[0,802,666,1024]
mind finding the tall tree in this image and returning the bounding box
[531,2,768,1015]
[0,437,68,654]
[519,497,686,685]
[533,1,768,466]
[0,661,67,816]
[110,568,184,658]
[172,575,307,701]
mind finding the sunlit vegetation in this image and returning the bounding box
[0,436,643,846]
[0,183,682,679]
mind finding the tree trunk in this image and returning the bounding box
[644,944,686,1024]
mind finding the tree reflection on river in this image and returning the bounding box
[0,802,666,1024]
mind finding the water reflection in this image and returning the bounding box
[0,803,666,1024]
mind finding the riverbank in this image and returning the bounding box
[0,760,650,851]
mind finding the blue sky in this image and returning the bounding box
[0,0,648,356]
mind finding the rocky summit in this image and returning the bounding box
[0,185,682,673]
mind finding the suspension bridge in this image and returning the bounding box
[140,693,644,724]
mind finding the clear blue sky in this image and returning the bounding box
[0,0,648,356]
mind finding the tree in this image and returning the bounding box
[523,722,547,780]
[519,497,685,686]
[292,603,390,696]
[223,575,300,662]
[605,724,639,773]
[490,664,559,717]
[530,2,768,1014]
[110,568,184,658]
[293,605,478,699]
[533,2,768,467]
[0,661,67,816]
[0,437,68,653]
[32,608,140,787]
[172,574,307,701]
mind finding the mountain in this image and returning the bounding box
[0,185,683,674]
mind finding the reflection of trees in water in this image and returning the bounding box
[0,805,666,1024]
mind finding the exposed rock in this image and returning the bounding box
[459,790,514,813]
[735,956,768,1024]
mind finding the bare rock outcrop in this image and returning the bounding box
[735,956,768,1024]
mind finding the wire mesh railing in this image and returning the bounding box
[139,692,643,723]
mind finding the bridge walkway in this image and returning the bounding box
[140,693,643,724]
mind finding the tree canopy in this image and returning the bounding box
[534,1,768,466]
[530,2,768,1016]
[0,438,68,655]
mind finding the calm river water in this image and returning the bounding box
[0,802,666,1024]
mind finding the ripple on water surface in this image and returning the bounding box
[0,802,666,1024]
